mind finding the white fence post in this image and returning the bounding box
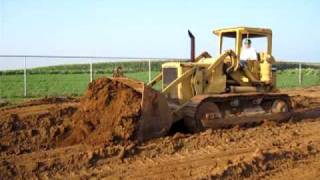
[24,56,27,97]
[90,61,93,82]
[148,59,151,83]
[299,63,302,85]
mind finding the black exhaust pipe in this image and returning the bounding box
[188,30,195,62]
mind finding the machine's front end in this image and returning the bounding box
[161,62,194,103]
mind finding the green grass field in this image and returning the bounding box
[0,68,319,102]
[0,71,160,99]
[276,68,320,88]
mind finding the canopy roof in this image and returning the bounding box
[213,26,272,38]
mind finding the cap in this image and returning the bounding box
[244,38,252,45]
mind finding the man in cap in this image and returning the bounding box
[239,38,258,68]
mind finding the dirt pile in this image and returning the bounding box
[0,100,77,156]
[61,77,142,147]
[290,95,320,109]
[285,86,320,109]
[211,148,318,179]
[0,78,143,156]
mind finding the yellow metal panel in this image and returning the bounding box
[260,58,272,84]
[178,66,193,103]
[191,69,204,95]
[229,71,251,86]
[236,30,242,57]
[267,35,272,54]
[218,35,223,55]
[213,26,272,36]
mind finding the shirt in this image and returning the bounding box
[240,47,258,60]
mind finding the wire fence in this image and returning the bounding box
[0,55,186,99]
[0,55,319,100]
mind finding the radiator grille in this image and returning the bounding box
[163,68,177,86]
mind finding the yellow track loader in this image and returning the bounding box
[111,27,292,141]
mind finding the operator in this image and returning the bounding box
[239,38,257,68]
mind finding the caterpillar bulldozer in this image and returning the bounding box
[110,27,292,141]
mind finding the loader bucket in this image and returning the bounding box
[112,77,173,141]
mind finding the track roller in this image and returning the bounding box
[184,100,222,132]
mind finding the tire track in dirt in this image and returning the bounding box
[265,155,320,179]
[62,119,320,179]
[104,143,319,179]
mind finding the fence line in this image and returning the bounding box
[0,56,173,97]
[0,55,319,99]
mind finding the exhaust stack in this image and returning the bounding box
[188,30,195,62]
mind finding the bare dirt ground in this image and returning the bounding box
[1,82,320,179]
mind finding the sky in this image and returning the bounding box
[0,0,319,69]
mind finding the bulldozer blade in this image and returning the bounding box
[111,77,173,141]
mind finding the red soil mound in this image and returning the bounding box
[61,77,142,146]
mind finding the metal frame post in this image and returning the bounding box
[299,63,302,85]
[24,56,27,97]
[90,61,93,82]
